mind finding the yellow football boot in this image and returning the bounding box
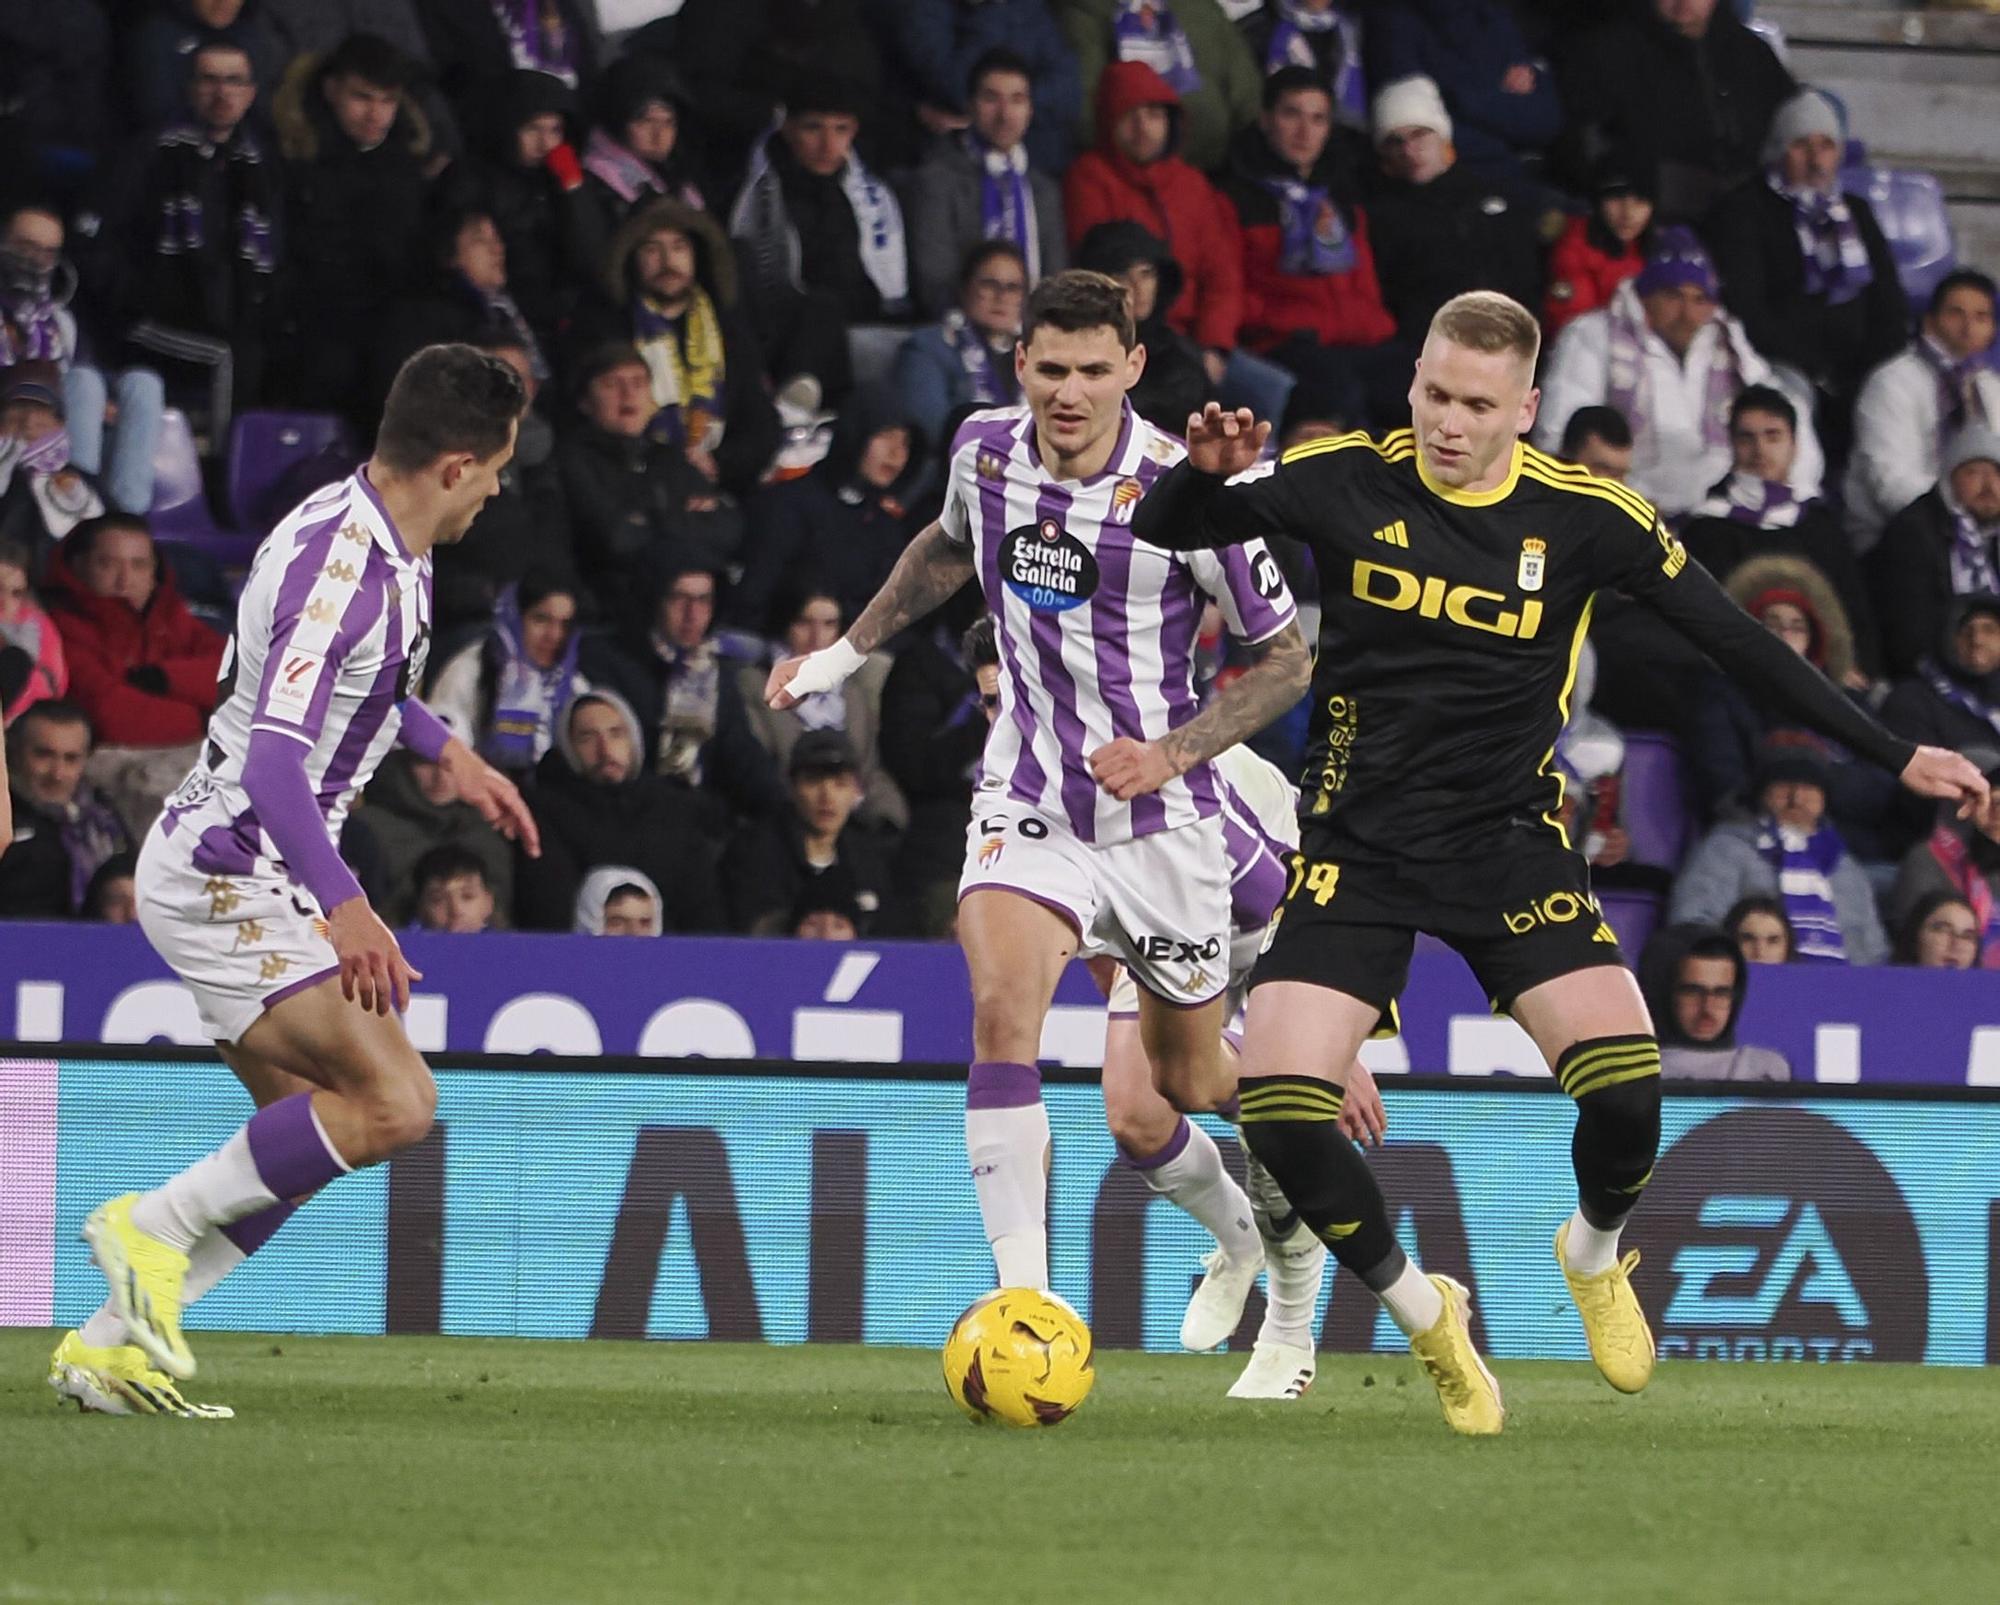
[48,1330,233,1419]
[1556,1221,1656,1394]
[1408,1274,1505,1436]
[82,1194,195,1380]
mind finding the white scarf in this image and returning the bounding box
[730,128,909,313]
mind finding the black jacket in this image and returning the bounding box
[1679,501,1882,678]
[1556,6,1793,220]
[730,384,928,633]
[431,414,575,635]
[513,741,725,933]
[415,0,601,133]
[1073,220,1213,435]
[553,423,745,631]
[0,785,132,920]
[1364,162,1544,338]
[875,615,986,936]
[577,634,788,826]
[1866,489,1998,680]
[1703,180,1907,399]
[719,809,893,935]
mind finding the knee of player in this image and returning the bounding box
[1572,1064,1661,1144]
[1104,1095,1176,1156]
[361,1071,437,1159]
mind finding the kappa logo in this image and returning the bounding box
[339,521,370,546]
[1627,1110,1927,1363]
[303,598,336,625]
[257,954,292,983]
[321,559,360,584]
[976,450,1006,482]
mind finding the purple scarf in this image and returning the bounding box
[1264,2,1366,128]
[580,126,704,209]
[1947,502,2000,597]
[1695,469,1803,529]
[965,132,1039,281]
[1114,0,1202,96]
[59,788,129,913]
[1918,655,2000,742]
[1756,814,1849,964]
[1917,332,1995,448]
[20,428,72,476]
[0,288,65,366]
[1605,285,1741,453]
[941,311,1017,407]
[1767,169,1872,308]
[1257,177,1356,276]
[154,129,278,276]
[480,585,580,771]
[489,0,578,86]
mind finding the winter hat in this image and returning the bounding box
[1370,76,1451,147]
[1944,422,2000,477]
[1754,732,1832,796]
[1634,225,1720,300]
[1762,89,1844,164]
[0,360,64,419]
[1589,146,1658,203]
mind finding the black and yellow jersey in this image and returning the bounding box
[1131,428,1916,865]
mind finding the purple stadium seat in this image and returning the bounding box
[145,408,256,565]
[226,411,358,535]
[1841,142,1957,316]
[1597,889,1661,957]
[1620,729,1691,874]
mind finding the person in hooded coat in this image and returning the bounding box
[512,686,726,932]
[1064,59,1246,367]
[344,720,517,927]
[566,196,780,500]
[1637,923,1792,1081]
[729,384,929,636]
[451,68,598,340]
[571,52,708,272]
[1686,554,1900,861]
[1073,219,1212,431]
[122,0,288,134]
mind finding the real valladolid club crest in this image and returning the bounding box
[1110,478,1143,523]
[1518,537,1546,593]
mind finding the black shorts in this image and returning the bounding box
[1249,825,1627,1020]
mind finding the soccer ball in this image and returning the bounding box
[941,1288,1095,1428]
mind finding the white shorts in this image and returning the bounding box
[136,816,339,1044]
[958,797,1232,1006]
[1105,924,1267,1018]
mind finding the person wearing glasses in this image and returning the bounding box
[894,240,1028,447]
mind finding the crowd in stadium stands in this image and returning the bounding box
[4,0,2000,1026]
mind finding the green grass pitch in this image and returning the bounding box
[1,1332,1993,1604]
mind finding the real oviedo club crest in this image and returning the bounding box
[1000,519,1101,613]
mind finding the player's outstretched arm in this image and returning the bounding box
[1646,562,1991,817]
[767,521,976,709]
[0,732,10,849]
[1130,404,1280,554]
[1089,619,1311,800]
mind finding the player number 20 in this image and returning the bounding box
[981,815,1050,840]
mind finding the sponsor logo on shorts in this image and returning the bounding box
[999,520,1100,613]
[257,954,292,984]
[266,650,325,725]
[230,919,267,952]
[203,877,242,919]
[1502,888,1601,935]
[1137,934,1223,964]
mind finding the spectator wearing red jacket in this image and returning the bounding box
[1222,67,1400,425]
[1065,58,1297,421]
[40,514,225,837]
[1544,149,1656,336]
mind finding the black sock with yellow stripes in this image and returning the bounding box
[1237,1074,1405,1288]
[1557,1035,1662,1228]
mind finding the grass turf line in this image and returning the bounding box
[1,1332,1992,1605]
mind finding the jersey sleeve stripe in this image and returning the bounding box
[1518,462,1658,530]
[1279,429,1377,466]
[1521,448,1658,520]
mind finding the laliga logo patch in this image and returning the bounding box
[1517,537,1546,593]
[266,650,325,725]
[999,520,1100,613]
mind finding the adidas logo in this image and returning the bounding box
[1371,519,1409,548]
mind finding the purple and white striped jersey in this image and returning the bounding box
[1213,745,1299,935]
[942,403,1298,846]
[168,472,432,878]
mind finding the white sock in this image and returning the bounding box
[129,1128,281,1252]
[1136,1121,1260,1265]
[1378,1258,1445,1337]
[1256,1227,1325,1351]
[79,1227,253,1350]
[966,1102,1051,1289]
[1562,1208,1622,1275]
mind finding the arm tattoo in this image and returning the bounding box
[1157,620,1312,775]
[846,521,978,655]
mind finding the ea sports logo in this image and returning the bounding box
[1625,1110,1926,1363]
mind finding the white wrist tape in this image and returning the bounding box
[787,637,865,697]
